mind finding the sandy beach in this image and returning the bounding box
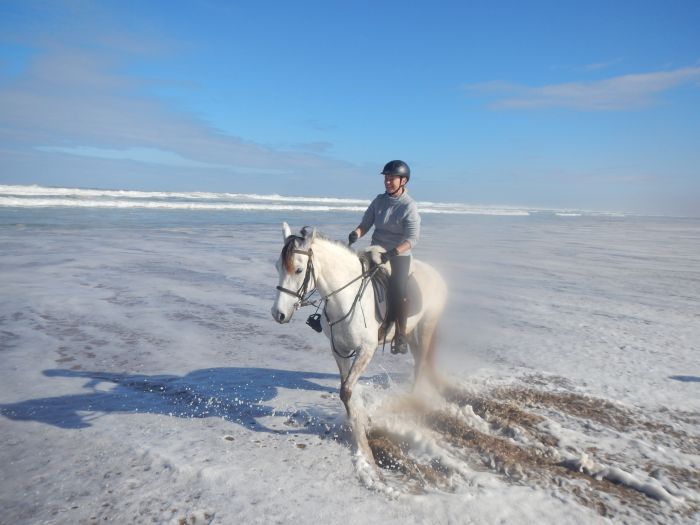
[1,203,698,524]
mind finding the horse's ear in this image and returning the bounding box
[300,226,316,241]
[282,222,292,242]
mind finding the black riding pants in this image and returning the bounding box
[388,255,411,319]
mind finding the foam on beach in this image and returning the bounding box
[1,210,698,524]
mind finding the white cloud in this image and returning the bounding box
[35,146,288,175]
[0,41,361,183]
[579,58,623,72]
[465,66,700,110]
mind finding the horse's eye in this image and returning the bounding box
[295,268,303,274]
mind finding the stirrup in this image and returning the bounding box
[391,335,409,355]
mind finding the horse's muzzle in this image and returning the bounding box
[271,307,289,324]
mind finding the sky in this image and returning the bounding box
[1,0,699,216]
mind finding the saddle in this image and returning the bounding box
[358,249,422,341]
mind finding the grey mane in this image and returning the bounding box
[300,226,357,258]
[281,226,356,271]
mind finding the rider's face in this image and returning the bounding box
[384,174,405,194]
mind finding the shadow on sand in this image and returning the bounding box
[0,367,353,435]
[670,375,700,383]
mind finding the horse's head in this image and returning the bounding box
[271,222,317,323]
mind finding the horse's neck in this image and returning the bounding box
[312,239,362,299]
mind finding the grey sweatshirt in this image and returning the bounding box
[358,190,420,256]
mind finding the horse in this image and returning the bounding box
[271,222,448,481]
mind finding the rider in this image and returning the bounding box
[348,160,420,355]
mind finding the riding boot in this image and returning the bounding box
[391,298,409,354]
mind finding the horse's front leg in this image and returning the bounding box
[338,345,379,483]
[339,344,374,409]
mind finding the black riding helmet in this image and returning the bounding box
[381,160,410,182]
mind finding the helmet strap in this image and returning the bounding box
[387,184,406,197]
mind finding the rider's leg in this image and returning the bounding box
[389,255,411,354]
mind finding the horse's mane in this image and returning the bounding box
[306,228,358,257]
[281,227,357,272]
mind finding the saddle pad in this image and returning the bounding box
[371,268,422,324]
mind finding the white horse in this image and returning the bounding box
[271,223,448,477]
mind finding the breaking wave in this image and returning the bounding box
[0,184,608,217]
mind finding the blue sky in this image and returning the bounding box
[1,0,699,215]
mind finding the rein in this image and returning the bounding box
[277,242,380,359]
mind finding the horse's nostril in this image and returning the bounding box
[279,312,285,322]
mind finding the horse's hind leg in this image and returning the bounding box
[411,314,445,392]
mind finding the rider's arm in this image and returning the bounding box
[399,202,421,251]
[385,206,420,257]
[394,240,412,254]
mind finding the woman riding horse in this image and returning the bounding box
[348,160,420,355]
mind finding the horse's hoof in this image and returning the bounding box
[353,454,382,488]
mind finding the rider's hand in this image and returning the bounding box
[348,231,359,245]
[380,248,399,264]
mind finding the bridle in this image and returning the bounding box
[275,236,380,359]
[275,246,317,309]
